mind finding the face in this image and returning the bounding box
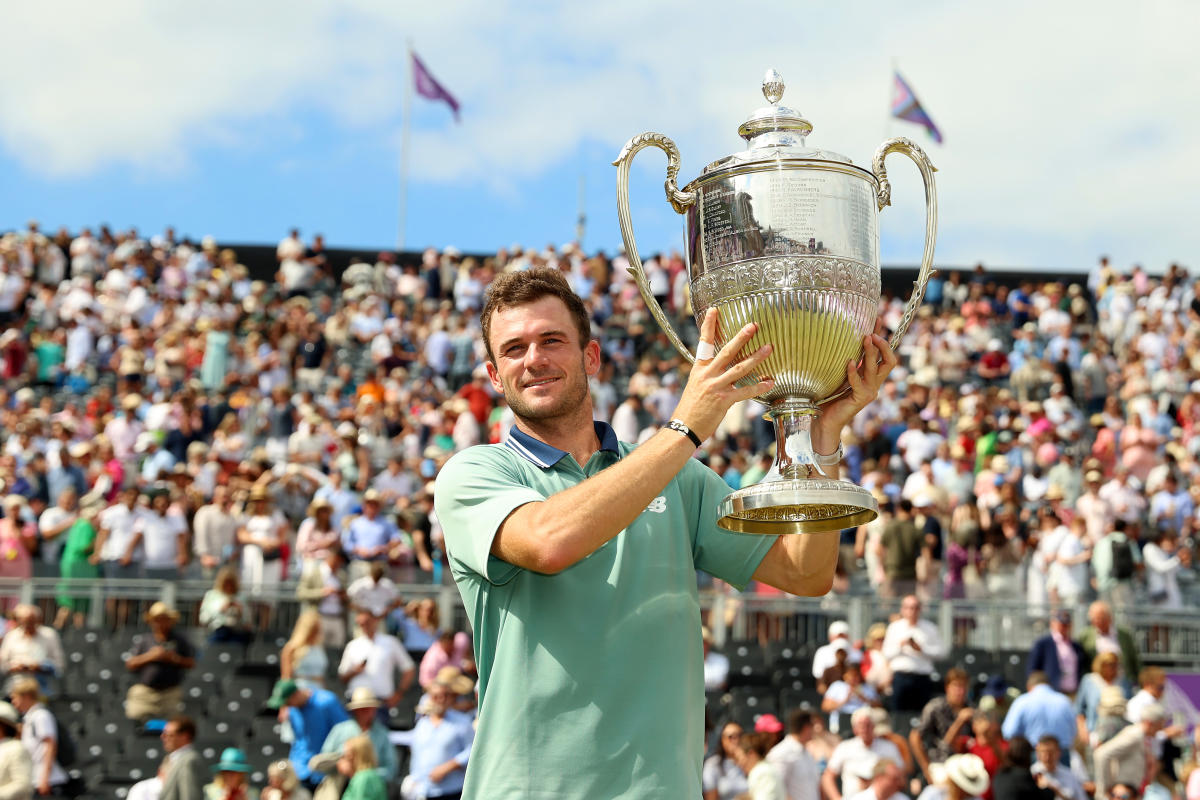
[721,724,742,756]
[901,597,921,623]
[429,684,454,716]
[485,296,599,423]
[851,715,874,742]
[222,771,245,789]
[1099,660,1119,683]
[1036,740,1060,770]
[161,722,187,752]
[946,680,968,706]
[10,693,32,713]
[971,715,992,740]
[352,707,376,728]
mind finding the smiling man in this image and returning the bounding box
[435,267,895,799]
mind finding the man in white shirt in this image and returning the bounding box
[847,759,908,800]
[822,708,904,800]
[812,620,863,683]
[338,611,415,710]
[0,606,64,694]
[345,563,402,618]
[94,488,145,626]
[766,710,820,800]
[192,487,239,579]
[701,628,728,692]
[881,595,946,712]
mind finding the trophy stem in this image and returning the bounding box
[767,400,822,480]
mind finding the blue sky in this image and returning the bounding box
[1,1,1196,273]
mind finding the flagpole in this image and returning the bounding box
[886,58,896,142]
[575,172,586,248]
[399,39,414,253]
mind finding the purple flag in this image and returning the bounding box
[412,51,460,122]
[891,72,942,144]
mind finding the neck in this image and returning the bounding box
[513,407,600,468]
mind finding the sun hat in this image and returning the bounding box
[434,666,475,696]
[346,687,382,711]
[144,602,180,622]
[267,679,301,709]
[213,747,252,773]
[0,702,18,733]
[944,753,990,795]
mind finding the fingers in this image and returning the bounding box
[734,377,775,403]
[724,344,773,383]
[711,320,760,371]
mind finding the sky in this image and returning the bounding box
[0,1,1196,274]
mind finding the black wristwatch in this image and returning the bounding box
[665,419,703,449]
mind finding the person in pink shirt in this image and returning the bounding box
[418,630,471,691]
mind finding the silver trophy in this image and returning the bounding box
[614,69,937,535]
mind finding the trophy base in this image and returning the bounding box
[717,479,879,535]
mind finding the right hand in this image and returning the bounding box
[671,308,774,441]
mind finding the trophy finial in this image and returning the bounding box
[763,69,785,104]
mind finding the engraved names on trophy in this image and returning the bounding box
[848,181,877,264]
[763,173,825,255]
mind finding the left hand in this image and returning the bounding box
[814,334,898,453]
[428,761,457,784]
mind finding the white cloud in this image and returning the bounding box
[0,0,1196,268]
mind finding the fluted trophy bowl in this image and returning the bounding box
[614,69,939,534]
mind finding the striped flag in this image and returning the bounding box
[412,51,461,122]
[891,72,942,144]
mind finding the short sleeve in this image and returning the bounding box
[392,638,414,672]
[434,447,546,585]
[683,460,777,590]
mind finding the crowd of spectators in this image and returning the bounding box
[0,221,1195,797]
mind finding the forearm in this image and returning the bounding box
[494,428,697,573]
[821,770,842,800]
[750,532,838,596]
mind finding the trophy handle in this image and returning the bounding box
[613,132,698,364]
[872,137,939,351]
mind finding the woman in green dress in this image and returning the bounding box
[55,506,101,629]
[338,736,386,800]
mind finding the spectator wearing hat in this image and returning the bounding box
[341,490,401,581]
[915,753,990,800]
[1001,672,1076,755]
[812,621,863,689]
[9,678,66,797]
[0,606,62,696]
[418,632,471,693]
[406,668,476,800]
[136,432,177,487]
[1028,611,1086,694]
[312,470,358,534]
[159,716,206,800]
[238,485,289,631]
[204,747,255,800]
[268,679,350,790]
[0,700,32,800]
[261,761,310,800]
[316,688,398,782]
[294,498,338,566]
[123,602,195,722]
[822,708,905,800]
[766,710,819,800]
[881,595,945,713]
[1093,702,1165,799]
[338,610,414,712]
[910,669,972,785]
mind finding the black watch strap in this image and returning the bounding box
[666,419,703,449]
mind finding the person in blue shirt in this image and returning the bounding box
[341,490,399,579]
[1000,671,1077,755]
[406,668,476,799]
[268,678,350,790]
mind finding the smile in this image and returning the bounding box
[523,377,560,388]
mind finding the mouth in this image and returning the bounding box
[522,377,560,389]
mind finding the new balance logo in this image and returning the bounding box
[644,496,667,514]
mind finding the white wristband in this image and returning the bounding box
[812,443,844,467]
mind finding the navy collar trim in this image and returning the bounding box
[504,421,620,468]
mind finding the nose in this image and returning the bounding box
[523,342,552,369]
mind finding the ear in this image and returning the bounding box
[485,360,504,395]
[583,339,602,377]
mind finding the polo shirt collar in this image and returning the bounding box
[504,421,620,468]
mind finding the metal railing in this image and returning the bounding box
[7,578,1198,666]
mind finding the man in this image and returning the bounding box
[880,595,945,712]
[297,547,348,647]
[1030,735,1087,800]
[159,716,206,800]
[876,501,922,599]
[1077,601,1140,691]
[1090,520,1139,610]
[1028,610,1086,694]
[1093,702,1164,799]
[435,268,892,798]
[811,620,862,688]
[0,606,64,694]
[822,708,905,800]
[10,678,66,797]
[1126,666,1186,757]
[94,486,144,626]
[337,611,415,709]
[123,602,195,722]
[1001,672,1077,752]
[317,688,398,781]
[341,490,401,580]
[822,663,881,735]
[766,709,819,800]
[345,562,402,618]
[909,668,972,784]
[191,486,239,579]
[0,701,31,800]
[267,679,350,790]
[846,759,908,800]
[406,667,476,800]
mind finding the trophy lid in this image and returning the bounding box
[700,69,852,176]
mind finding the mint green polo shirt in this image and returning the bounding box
[435,421,777,800]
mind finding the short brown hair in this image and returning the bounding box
[480,268,591,363]
[944,668,969,687]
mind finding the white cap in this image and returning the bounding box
[829,621,850,638]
